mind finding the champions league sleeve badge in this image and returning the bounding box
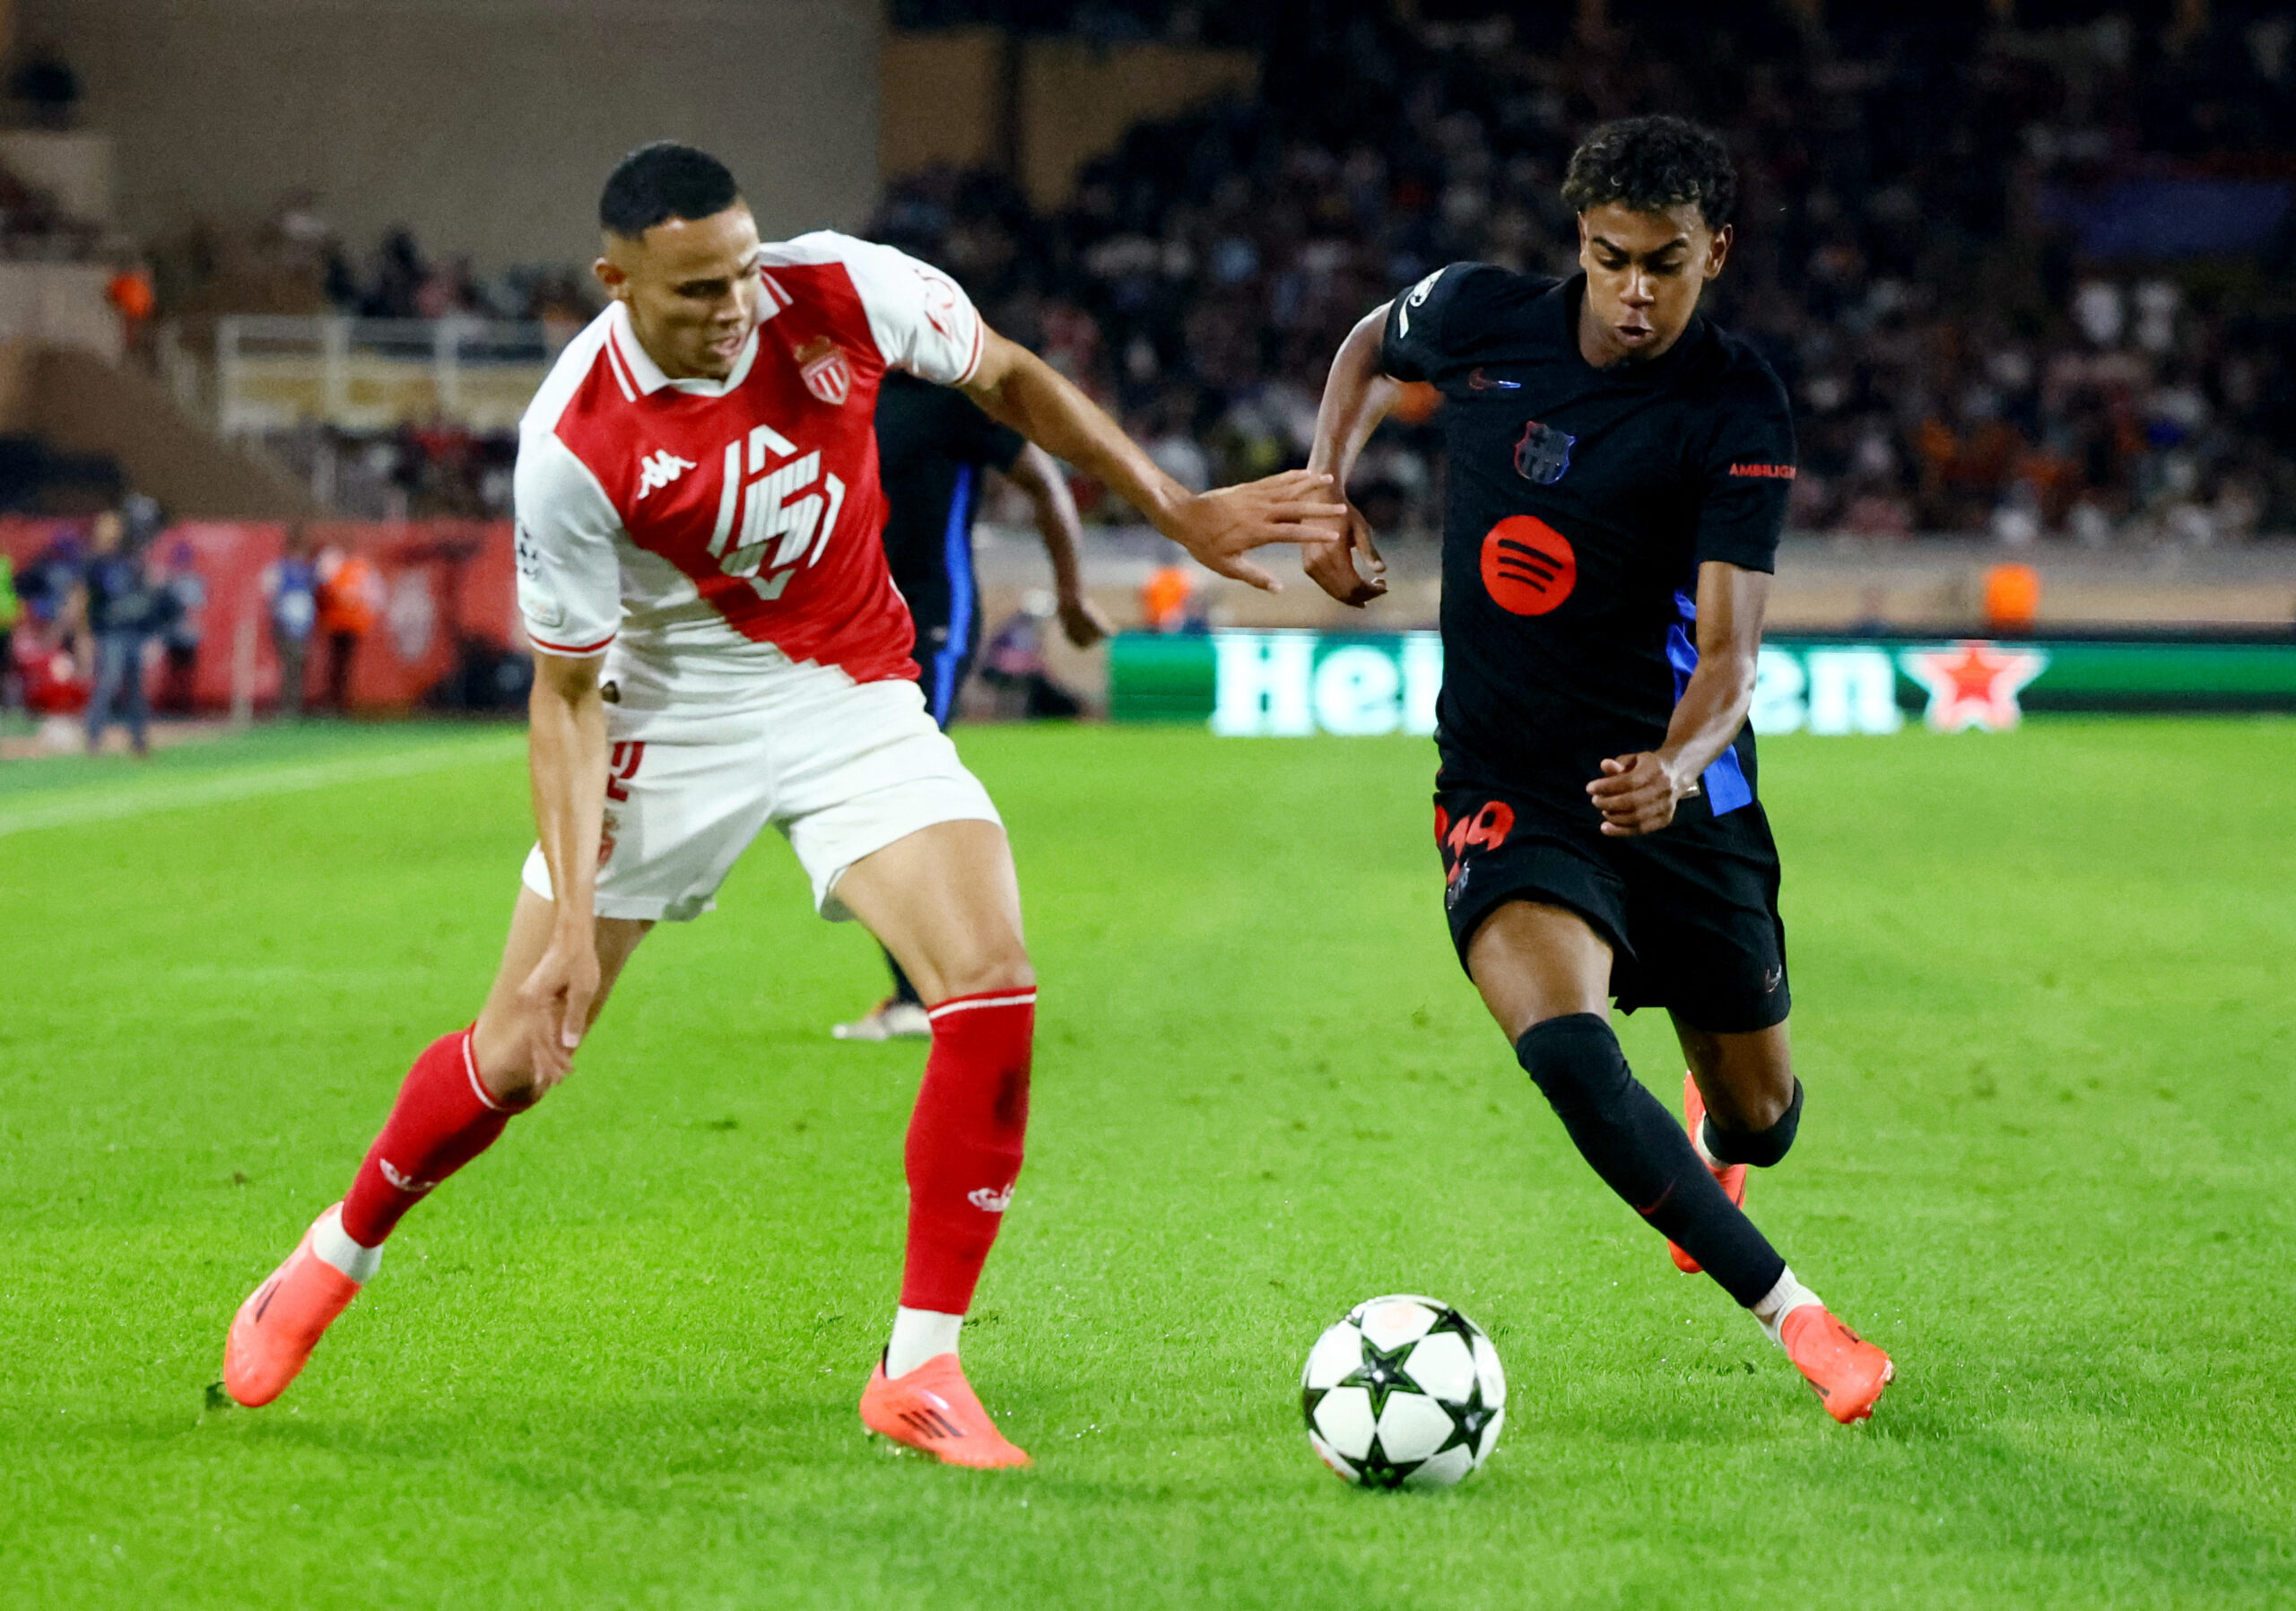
[1513,420,1577,486]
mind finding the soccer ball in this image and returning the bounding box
[1300,1294,1507,1489]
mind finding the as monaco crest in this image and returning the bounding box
[796,337,852,406]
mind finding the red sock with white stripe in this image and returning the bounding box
[336,1027,519,1255]
[888,988,1033,1375]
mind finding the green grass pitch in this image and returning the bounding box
[2,715,2292,1608]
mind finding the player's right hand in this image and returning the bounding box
[516,927,602,1089]
[1300,501,1388,608]
[1162,470,1347,592]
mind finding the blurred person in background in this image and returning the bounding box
[978,591,1087,722]
[0,550,18,715]
[108,255,158,365]
[71,508,165,756]
[313,541,381,713]
[264,526,318,718]
[155,537,205,715]
[832,369,1114,1042]
[1140,562,1206,632]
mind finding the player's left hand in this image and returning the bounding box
[1300,501,1387,607]
[1588,752,1688,837]
[1056,590,1116,649]
[1160,470,1348,592]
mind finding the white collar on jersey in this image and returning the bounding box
[604,297,770,399]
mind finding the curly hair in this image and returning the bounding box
[1561,116,1737,231]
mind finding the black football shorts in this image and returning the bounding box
[1433,773,1790,1034]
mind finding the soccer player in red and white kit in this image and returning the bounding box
[220,143,1340,1467]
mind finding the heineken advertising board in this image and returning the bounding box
[1109,631,2296,736]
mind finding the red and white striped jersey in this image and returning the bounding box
[512,231,986,688]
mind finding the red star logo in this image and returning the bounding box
[1900,640,2048,732]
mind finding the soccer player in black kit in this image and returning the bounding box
[1303,117,1892,1422]
[832,369,1116,1041]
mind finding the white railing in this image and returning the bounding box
[214,315,559,436]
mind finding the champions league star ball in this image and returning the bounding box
[1300,1295,1507,1489]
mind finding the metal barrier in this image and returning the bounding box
[213,315,557,435]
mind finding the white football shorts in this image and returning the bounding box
[519,650,999,924]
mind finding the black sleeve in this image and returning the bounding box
[1691,359,1798,575]
[944,388,1029,474]
[1378,262,1509,382]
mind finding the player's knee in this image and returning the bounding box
[466,1027,552,1110]
[1513,1013,1632,1118]
[935,941,1034,1003]
[1705,1078,1804,1168]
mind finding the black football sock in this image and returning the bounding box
[1702,1078,1804,1169]
[1514,1014,1787,1308]
[885,948,923,1008]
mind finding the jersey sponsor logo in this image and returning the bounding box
[634,449,698,500]
[1480,515,1577,615]
[707,422,850,601]
[1396,268,1445,337]
[1468,368,1520,391]
[796,336,852,406]
[1726,462,1796,480]
[967,1185,1014,1213]
[1512,419,1577,485]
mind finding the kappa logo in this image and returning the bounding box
[378,1158,439,1196]
[635,449,697,500]
[967,1186,1014,1213]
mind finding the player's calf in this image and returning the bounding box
[220,1026,534,1406]
[1512,1014,1787,1308]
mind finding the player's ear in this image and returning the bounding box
[1705,224,1733,281]
[593,255,628,301]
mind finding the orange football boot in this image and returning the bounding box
[859,1354,1031,1468]
[1780,1304,1893,1424]
[222,1208,362,1407]
[1670,1071,1750,1275]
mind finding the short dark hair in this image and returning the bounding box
[598,142,741,237]
[1561,116,1737,231]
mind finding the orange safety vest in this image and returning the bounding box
[316,553,381,636]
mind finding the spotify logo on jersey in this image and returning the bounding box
[1481,516,1576,615]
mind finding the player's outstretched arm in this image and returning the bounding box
[961,329,1344,592]
[1588,561,1772,838]
[519,649,611,1083]
[1001,441,1113,648]
[1301,302,1400,607]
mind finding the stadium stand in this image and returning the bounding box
[152,3,2296,546]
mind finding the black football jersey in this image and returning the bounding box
[1380,265,1796,813]
[874,369,1028,631]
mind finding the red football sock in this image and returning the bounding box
[900,988,1034,1313]
[339,1026,520,1249]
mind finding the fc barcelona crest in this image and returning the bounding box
[1513,419,1577,486]
[796,337,852,406]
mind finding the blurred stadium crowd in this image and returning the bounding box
[143,4,2296,544]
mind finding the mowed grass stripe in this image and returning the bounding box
[0,732,523,838]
